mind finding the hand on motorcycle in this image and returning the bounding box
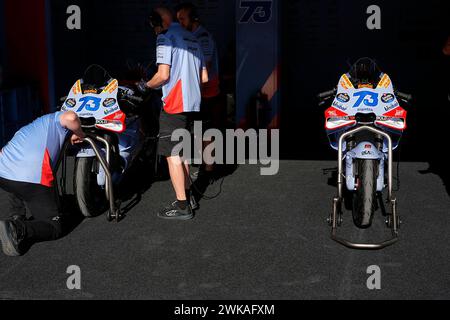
[136,79,150,94]
[70,133,85,145]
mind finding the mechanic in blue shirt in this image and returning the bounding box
[139,6,208,220]
[0,111,86,256]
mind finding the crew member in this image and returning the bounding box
[0,111,86,256]
[176,2,222,177]
[138,6,208,220]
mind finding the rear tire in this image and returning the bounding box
[352,159,378,229]
[74,157,108,217]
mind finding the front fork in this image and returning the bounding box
[329,126,400,250]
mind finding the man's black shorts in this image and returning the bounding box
[157,110,195,157]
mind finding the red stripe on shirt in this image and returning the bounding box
[163,79,184,114]
[40,148,54,187]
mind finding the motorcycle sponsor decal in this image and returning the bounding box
[96,119,108,125]
[104,106,120,115]
[112,112,123,120]
[340,74,354,89]
[103,98,117,108]
[78,113,93,117]
[104,110,125,121]
[352,91,379,108]
[358,108,375,112]
[365,144,372,149]
[395,109,405,117]
[77,96,101,112]
[325,107,348,118]
[357,83,374,89]
[83,89,98,94]
[381,93,395,103]
[383,107,407,118]
[327,110,337,117]
[103,79,118,94]
[384,102,399,112]
[362,150,373,156]
[377,74,391,88]
[336,93,350,103]
[332,101,347,111]
[72,80,82,95]
[64,98,76,108]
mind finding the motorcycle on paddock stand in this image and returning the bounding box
[318,58,412,249]
[54,65,159,222]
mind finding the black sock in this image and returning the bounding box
[177,200,188,210]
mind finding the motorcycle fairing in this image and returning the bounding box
[326,73,406,126]
[325,73,407,150]
[61,79,126,133]
[377,73,391,89]
[348,142,384,160]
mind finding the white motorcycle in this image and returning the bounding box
[318,58,412,249]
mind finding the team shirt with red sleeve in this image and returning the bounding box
[157,22,206,114]
[0,112,69,187]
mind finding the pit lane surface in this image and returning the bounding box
[0,161,449,299]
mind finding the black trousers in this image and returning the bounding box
[0,177,62,242]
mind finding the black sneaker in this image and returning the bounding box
[157,201,194,221]
[0,218,26,257]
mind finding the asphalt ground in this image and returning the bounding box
[0,161,449,300]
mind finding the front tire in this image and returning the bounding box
[352,159,378,229]
[74,157,108,217]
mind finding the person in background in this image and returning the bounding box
[176,2,223,179]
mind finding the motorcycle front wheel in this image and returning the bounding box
[352,159,378,229]
[74,157,108,218]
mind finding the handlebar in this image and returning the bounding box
[395,91,412,103]
[318,88,337,107]
[317,88,337,100]
[123,94,144,104]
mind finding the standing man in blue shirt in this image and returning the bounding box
[139,6,208,220]
[0,111,86,256]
